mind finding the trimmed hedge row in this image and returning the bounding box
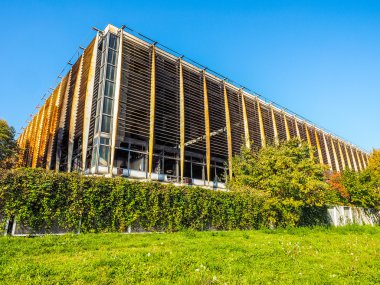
[0,168,277,233]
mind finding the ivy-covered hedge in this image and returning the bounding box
[0,168,331,233]
[0,168,274,233]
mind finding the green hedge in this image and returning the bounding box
[0,168,331,233]
[0,168,275,233]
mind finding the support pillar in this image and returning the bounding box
[330,136,340,172]
[322,133,332,170]
[203,70,211,184]
[344,143,353,170]
[148,45,156,179]
[223,82,233,180]
[179,58,185,182]
[350,146,358,172]
[337,141,346,171]
[270,105,279,145]
[67,55,84,172]
[83,35,100,171]
[314,128,323,164]
[304,123,313,158]
[109,29,123,175]
[257,98,266,147]
[240,91,250,149]
[283,112,291,141]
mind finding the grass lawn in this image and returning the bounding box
[0,226,379,284]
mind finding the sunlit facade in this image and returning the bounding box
[18,24,369,188]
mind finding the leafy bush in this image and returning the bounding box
[228,139,337,227]
[0,168,274,233]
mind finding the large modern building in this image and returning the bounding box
[18,24,369,188]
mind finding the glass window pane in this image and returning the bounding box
[108,34,118,50]
[106,65,116,80]
[99,145,110,166]
[102,97,113,115]
[104,81,115,98]
[100,137,110,145]
[101,115,111,133]
[95,116,99,133]
[107,49,117,65]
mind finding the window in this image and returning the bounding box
[104,81,115,98]
[102,97,113,115]
[107,49,117,65]
[101,115,111,133]
[106,65,116,80]
[108,34,118,50]
[99,145,110,166]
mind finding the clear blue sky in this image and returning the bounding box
[0,0,379,151]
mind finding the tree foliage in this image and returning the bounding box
[0,119,18,169]
[228,139,335,226]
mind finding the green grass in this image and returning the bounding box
[0,226,379,284]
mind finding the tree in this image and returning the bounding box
[228,139,336,227]
[368,149,380,183]
[0,119,18,169]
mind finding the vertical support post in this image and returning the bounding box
[67,55,84,172]
[361,152,367,168]
[270,105,279,145]
[256,98,266,147]
[344,143,353,170]
[355,149,363,171]
[350,146,358,172]
[304,122,313,158]
[109,29,123,175]
[55,71,71,171]
[148,45,156,179]
[32,107,45,168]
[322,133,333,170]
[240,91,250,149]
[83,35,100,171]
[337,141,346,171]
[283,112,291,141]
[294,117,301,140]
[202,70,211,184]
[46,84,62,170]
[330,136,340,172]
[223,82,233,180]
[179,58,185,182]
[314,128,324,164]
